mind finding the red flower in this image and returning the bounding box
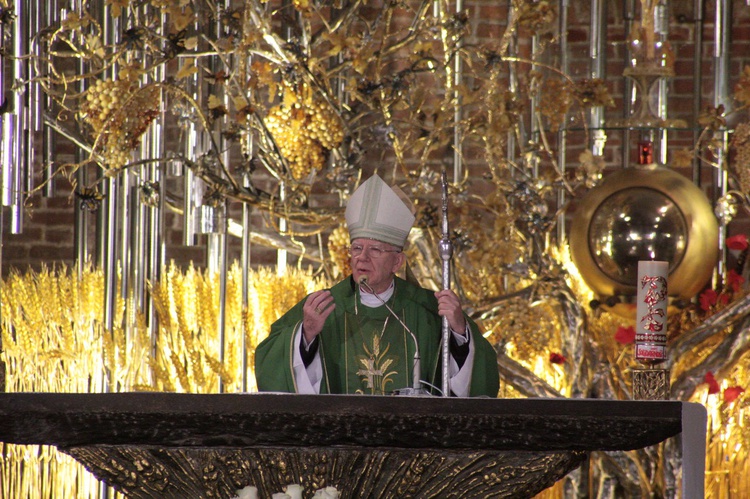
[699,289,718,311]
[726,269,745,293]
[549,352,566,364]
[724,386,745,403]
[704,372,720,394]
[615,325,636,344]
[726,234,749,251]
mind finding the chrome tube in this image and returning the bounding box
[42,0,58,197]
[453,0,463,182]
[72,0,90,274]
[240,133,253,391]
[216,0,232,392]
[0,17,11,208]
[589,0,607,176]
[557,0,569,240]
[714,0,731,280]
[622,0,637,169]
[146,12,167,338]
[98,2,121,396]
[217,205,228,393]
[656,0,669,162]
[506,6,517,169]
[241,176,251,392]
[1,0,28,234]
[182,6,204,246]
[692,0,704,184]
[27,0,41,182]
[589,0,606,128]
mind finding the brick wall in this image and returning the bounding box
[2,0,750,275]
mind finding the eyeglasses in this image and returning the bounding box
[348,244,401,258]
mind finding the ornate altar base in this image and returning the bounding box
[64,445,584,498]
[0,393,705,498]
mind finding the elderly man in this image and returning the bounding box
[255,174,499,397]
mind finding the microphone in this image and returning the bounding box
[358,276,430,396]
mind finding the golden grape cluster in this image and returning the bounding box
[327,225,351,278]
[264,88,345,180]
[80,78,161,171]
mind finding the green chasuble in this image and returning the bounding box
[255,276,499,397]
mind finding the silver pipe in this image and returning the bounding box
[589,0,606,128]
[241,140,253,391]
[0,4,7,207]
[2,0,27,234]
[74,0,89,275]
[277,2,292,272]
[99,3,121,396]
[241,180,251,392]
[218,206,229,393]
[714,0,731,113]
[182,51,201,247]
[590,0,608,166]
[714,0,732,281]
[146,15,167,340]
[183,161,197,245]
[118,167,131,310]
[131,177,146,308]
[216,0,231,392]
[556,0,569,241]
[692,0,704,185]
[28,0,42,179]
[42,0,58,197]
[622,0,637,169]
[182,8,203,246]
[453,0,463,182]
[132,4,151,317]
[1,80,12,211]
[656,0,669,163]
[179,60,203,246]
[506,5,523,168]
[277,180,288,271]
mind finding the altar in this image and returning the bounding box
[0,393,705,498]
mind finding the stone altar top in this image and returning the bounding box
[0,393,703,498]
[0,392,682,450]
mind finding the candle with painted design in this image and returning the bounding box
[635,260,669,363]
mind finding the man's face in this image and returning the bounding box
[349,238,405,294]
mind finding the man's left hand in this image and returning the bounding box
[434,289,467,336]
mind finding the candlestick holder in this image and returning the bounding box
[632,366,670,400]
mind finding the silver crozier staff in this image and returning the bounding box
[440,169,453,397]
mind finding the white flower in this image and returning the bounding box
[312,486,340,498]
[233,486,258,499]
[284,484,304,499]
[271,494,291,499]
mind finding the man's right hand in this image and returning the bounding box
[302,289,335,343]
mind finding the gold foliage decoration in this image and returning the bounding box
[0,263,328,498]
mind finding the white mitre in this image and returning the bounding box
[345,174,416,247]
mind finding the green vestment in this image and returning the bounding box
[255,276,499,397]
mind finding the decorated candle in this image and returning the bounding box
[635,261,669,363]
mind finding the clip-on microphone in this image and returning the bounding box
[358,276,431,396]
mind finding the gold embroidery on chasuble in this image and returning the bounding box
[343,309,411,395]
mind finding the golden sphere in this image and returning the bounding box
[569,164,718,302]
